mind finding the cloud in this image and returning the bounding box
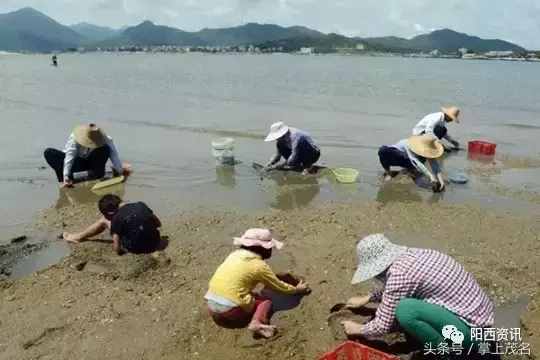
[0,0,539,48]
[414,23,424,32]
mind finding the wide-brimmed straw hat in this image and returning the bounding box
[264,122,289,142]
[233,228,284,250]
[407,135,444,159]
[351,234,407,284]
[441,106,460,123]
[73,123,107,149]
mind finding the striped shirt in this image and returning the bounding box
[361,248,494,338]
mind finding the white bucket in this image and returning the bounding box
[211,137,235,165]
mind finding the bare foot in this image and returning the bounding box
[248,321,277,338]
[63,232,82,243]
[341,320,364,336]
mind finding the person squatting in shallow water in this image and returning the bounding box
[264,122,321,175]
[340,234,494,354]
[378,134,446,192]
[44,123,131,188]
[205,228,311,338]
[63,194,168,255]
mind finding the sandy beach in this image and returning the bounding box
[1,196,539,359]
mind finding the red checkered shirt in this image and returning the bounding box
[361,248,494,338]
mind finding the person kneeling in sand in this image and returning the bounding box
[63,194,167,255]
[378,134,446,192]
[205,228,310,338]
[340,234,494,351]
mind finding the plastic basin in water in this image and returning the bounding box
[332,168,359,183]
[448,172,469,184]
[468,140,496,156]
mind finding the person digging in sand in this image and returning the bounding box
[341,234,494,352]
[44,123,131,188]
[378,134,446,192]
[264,122,321,175]
[413,106,461,151]
[63,194,167,255]
[205,228,310,338]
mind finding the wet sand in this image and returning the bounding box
[1,199,539,359]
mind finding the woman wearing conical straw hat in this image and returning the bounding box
[44,123,131,188]
[412,106,461,151]
[378,134,446,192]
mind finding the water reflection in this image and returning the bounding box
[270,183,321,210]
[375,180,443,205]
[264,172,321,210]
[215,165,236,188]
[55,184,126,209]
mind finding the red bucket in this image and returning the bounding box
[319,341,399,360]
[468,140,497,156]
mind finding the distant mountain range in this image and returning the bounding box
[0,7,528,53]
[0,7,82,52]
[258,28,525,53]
[94,21,325,48]
[363,29,525,53]
[69,23,120,42]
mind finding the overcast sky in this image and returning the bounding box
[2,0,539,49]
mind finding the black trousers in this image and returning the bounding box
[281,147,321,170]
[426,125,447,140]
[297,148,321,169]
[378,146,414,172]
[44,146,110,182]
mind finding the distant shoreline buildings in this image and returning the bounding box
[65,44,540,63]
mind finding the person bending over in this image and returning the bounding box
[341,234,494,352]
[44,123,131,188]
[413,106,461,151]
[63,194,166,255]
[264,122,321,175]
[378,134,446,192]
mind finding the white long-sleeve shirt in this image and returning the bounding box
[412,112,455,143]
[63,133,122,178]
[391,139,441,180]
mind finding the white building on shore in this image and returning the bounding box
[299,47,314,55]
[485,51,514,58]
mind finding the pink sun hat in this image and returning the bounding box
[233,228,284,250]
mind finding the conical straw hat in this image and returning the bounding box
[407,135,444,159]
[73,124,107,149]
[441,106,460,123]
